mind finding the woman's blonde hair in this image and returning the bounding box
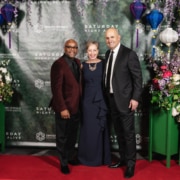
[86,41,99,50]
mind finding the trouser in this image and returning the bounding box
[106,93,136,167]
[55,112,80,166]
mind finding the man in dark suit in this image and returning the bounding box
[104,28,142,178]
[50,39,81,174]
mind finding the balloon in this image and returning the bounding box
[159,27,178,47]
[130,0,146,22]
[130,0,147,48]
[1,3,15,49]
[1,3,15,25]
[0,13,4,25]
[146,9,164,57]
[146,9,164,30]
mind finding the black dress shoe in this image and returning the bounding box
[61,165,70,174]
[124,166,135,178]
[108,161,126,168]
[68,159,80,165]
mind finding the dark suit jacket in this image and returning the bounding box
[50,55,81,114]
[105,44,142,112]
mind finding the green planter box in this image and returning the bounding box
[149,106,180,168]
[0,102,5,152]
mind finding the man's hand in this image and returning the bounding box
[60,109,70,119]
[128,99,139,111]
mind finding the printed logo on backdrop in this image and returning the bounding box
[12,79,21,88]
[136,134,142,145]
[34,51,60,61]
[34,79,50,89]
[0,54,18,59]
[36,131,46,141]
[6,132,22,140]
[110,135,117,143]
[110,134,142,146]
[135,110,143,148]
[5,106,22,112]
[33,0,70,4]
[36,131,55,142]
[33,24,69,33]
[84,24,119,33]
[110,134,142,149]
[36,106,54,115]
[31,1,69,34]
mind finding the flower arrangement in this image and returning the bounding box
[0,60,13,103]
[148,47,180,120]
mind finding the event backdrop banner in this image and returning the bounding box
[0,0,152,149]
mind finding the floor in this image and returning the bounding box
[1,146,59,156]
[0,146,147,160]
[1,146,180,168]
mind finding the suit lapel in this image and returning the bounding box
[113,45,124,73]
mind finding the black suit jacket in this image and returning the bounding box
[105,44,142,112]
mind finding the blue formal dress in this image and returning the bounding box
[78,61,111,166]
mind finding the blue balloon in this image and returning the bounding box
[130,1,146,21]
[146,9,164,30]
[0,14,5,25]
[1,3,15,24]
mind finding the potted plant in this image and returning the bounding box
[149,48,180,120]
[147,47,180,167]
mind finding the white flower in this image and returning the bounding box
[172,107,180,117]
[0,67,7,73]
[172,74,180,85]
[5,74,12,83]
[0,59,13,103]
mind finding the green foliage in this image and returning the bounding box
[0,60,14,104]
[148,49,180,116]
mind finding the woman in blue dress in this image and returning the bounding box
[78,41,111,166]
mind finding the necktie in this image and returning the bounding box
[72,61,80,82]
[106,51,114,92]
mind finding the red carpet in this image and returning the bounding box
[0,155,180,180]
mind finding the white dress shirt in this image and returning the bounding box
[105,43,120,93]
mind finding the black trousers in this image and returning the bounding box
[106,93,136,167]
[55,112,80,166]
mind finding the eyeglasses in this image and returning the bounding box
[65,46,78,49]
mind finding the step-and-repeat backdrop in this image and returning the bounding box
[0,0,152,150]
